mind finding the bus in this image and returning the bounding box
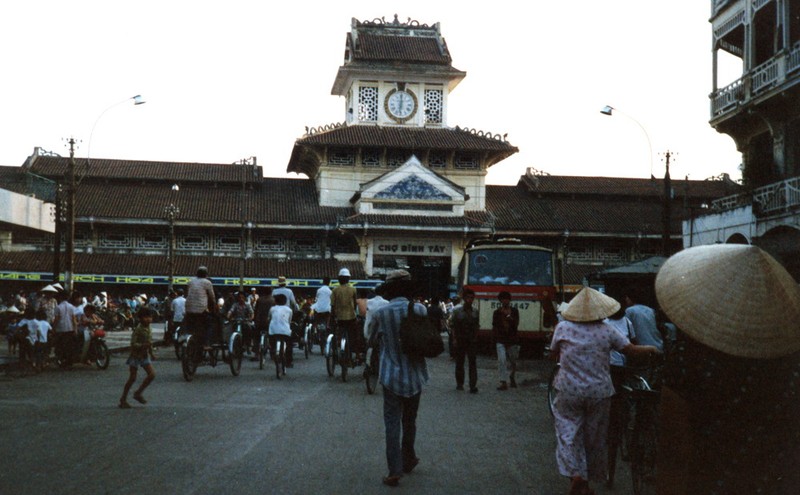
[456,239,557,356]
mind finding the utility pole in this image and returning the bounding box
[65,138,77,293]
[662,151,672,257]
[165,184,180,294]
[53,183,64,283]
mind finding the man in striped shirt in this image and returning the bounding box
[368,269,429,487]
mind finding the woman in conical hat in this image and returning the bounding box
[655,244,800,494]
[550,286,659,495]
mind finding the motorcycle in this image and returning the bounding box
[56,327,111,370]
[171,321,188,359]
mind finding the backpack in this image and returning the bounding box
[399,302,445,359]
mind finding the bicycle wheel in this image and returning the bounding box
[364,344,379,395]
[258,333,266,370]
[340,335,349,382]
[94,341,110,370]
[275,340,286,379]
[303,324,311,359]
[629,389,659,495]
[325,334,336,377]
[182,338,198,382]
[547,363,559,417]
[229,333,243,376]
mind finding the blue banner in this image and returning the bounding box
[0,271,382,289]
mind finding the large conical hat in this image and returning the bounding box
[655,244,800,359]
[561,286,620,322]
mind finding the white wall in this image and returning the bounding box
[0,188,55,233]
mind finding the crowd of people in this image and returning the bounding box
[1,284,114,371]
[6,243,799,492]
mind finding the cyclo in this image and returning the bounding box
[181,312,244,381]
[324,316,363,382]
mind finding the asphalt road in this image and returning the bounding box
[0,342,633,495]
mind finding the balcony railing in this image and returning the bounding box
[711,42,800,119]
[712,176,800,215]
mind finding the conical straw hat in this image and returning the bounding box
[655,244,800,359]
[562,286,620,322]
[556,301,570,313]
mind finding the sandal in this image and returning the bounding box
[133,393,147,404]
[382,475,401,487]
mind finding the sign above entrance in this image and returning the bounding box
[374,240,451,257]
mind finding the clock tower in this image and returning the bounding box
[287,15,518,288]
[331,15,466,128]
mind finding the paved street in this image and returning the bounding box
[0,334,633,495]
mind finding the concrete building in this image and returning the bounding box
[692,0,800,279]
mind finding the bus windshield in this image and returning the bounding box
[466,248,553,286]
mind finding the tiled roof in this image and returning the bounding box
[520,173,739,199]
[289,125,516,176]
[0,251,366,282]
[26,156,263,185]
[295,125,515,152]
[486,182,705,236]
[354,33,449,64]
[73,179,349,226]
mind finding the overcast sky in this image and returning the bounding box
[0,1,743,185]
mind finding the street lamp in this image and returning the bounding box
[600,105,654,179]
[165,184,180,293]
[601,105,672,257]
[63,95,145,293]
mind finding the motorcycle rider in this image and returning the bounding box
[77,304,104,364]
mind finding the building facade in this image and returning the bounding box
[691,0,800,280]
[0,16,737,298]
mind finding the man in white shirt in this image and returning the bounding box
[312,277,332,330]
[53,291,78,367]
[170,288,186,343]
[185,266,216,348]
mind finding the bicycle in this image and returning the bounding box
[627,387,660,495]
[607,367,652,487]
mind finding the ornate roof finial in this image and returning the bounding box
[392,14,400,25]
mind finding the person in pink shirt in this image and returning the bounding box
[549,287,659,495]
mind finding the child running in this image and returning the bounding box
[119,307,156,409]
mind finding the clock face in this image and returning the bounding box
[385,89,417,122]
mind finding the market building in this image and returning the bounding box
[0,15,736,300]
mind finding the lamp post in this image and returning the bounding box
[63,94,145,293]
[600,105,654,178]
[235,157,256,292]
[165,184,180,293]
[601,105,672,257]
